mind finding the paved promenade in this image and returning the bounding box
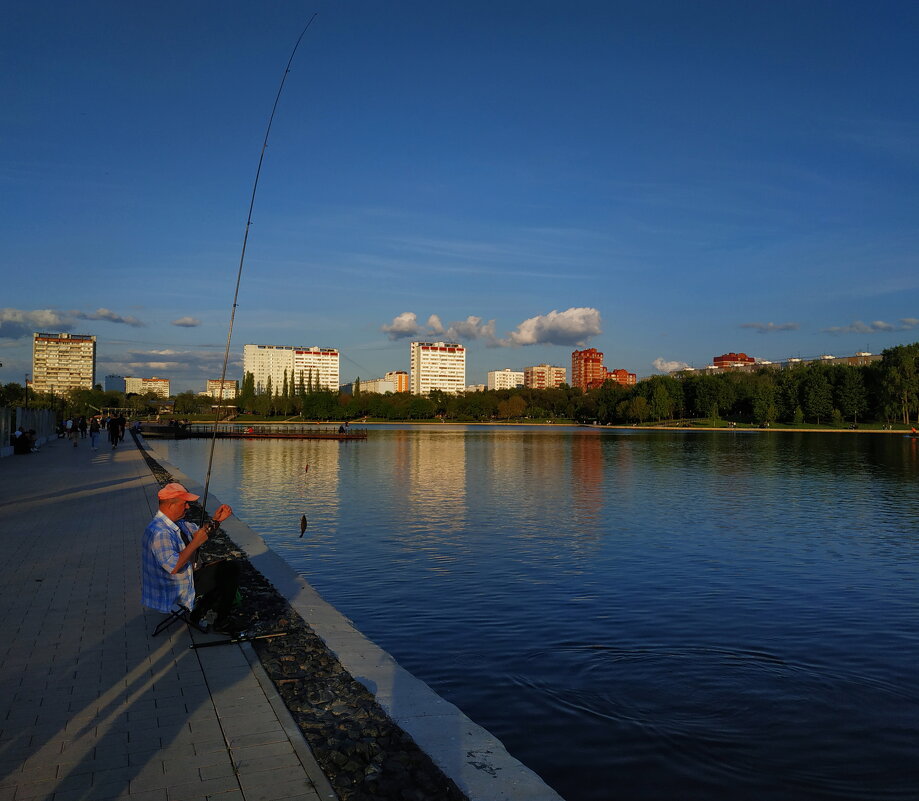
[0,437,337,801]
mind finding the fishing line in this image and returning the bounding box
[199,14,317,525]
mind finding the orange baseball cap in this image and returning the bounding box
[157,482,199,502]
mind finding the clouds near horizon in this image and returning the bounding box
[0,307,144,339]
[99,348,241,380]
[823,318,919,335]
[740,322,799,334]
[503,307,602,347]
[653,357,690,373]
[382,307,601,348]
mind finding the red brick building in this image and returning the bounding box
[608,368,637,386]
[713,352,756,369]
[572,348,606,390]
[573,349,637,390]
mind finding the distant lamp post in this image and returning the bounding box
[24,374,29,409]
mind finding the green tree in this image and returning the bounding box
[803,369,833,424]
[775,369,803,422]
[692,374,730,423]
[649,380,674,421]
[627,395,650,423]
[834,366,868,424]
[280,370,290,416]
[173,391,201,414]
[497,394,527,419]
[880,343,919,425]
[238,371,256,412]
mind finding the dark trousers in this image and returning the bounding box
[191,560,240,624]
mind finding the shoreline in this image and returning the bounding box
[137,435,564,801]
[198,419,916,434]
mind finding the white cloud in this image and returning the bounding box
[75,308,144,327]
[503,307,602,347]
[0,307,144,339]
[822,318,919,335]
[100,348,240,376]
[740,322,799,334]
[653,357,690,373]
[445,316,497,343]
[384,308,597,347]
[381,312,422,340]
[383,311,496,343]
[172,317,201,328]
[0,308,70,338]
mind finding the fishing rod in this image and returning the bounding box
[199,15,317,526]
[190,631,289,650]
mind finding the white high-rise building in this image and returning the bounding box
[243,344,340,393]
[487,369,524,390]
[410,342,466,395]
[32,332,96,394]
[125,377,171,398]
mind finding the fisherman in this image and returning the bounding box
[141,482,240,635]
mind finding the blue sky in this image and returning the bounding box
[3,1,918,391]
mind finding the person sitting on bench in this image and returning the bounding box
[141,482,240,634]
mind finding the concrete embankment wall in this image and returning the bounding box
[145,440,564,801]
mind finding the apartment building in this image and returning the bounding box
[125,377,171,398]
[607,369,637,387]
[410,342,466,394]
[357,377,396,394]
[243,344,340,393]
[206,379,239,399]
[487,369,524,390]
[572,348,636,390]
[713,352,756,369]
[384,370,409,392]
[571,348,606,391]
[31,332,96,394]
[524,364,566,389]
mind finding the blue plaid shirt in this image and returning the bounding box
[141,511,198,613]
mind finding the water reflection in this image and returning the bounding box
[238,438,340,523]
[571,433,604,536]
[156,429,919,801]
[403,430,466,536]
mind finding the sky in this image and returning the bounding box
[2,1,918,391]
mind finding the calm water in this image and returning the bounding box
[157,427,919,801]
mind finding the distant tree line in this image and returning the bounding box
[588,342,919,427]
[228,343,919,426]
[4,343,917,426]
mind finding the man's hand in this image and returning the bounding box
[212,504,233,524]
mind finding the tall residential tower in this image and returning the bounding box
[31,332,96,394]
[243,344,340,393]
[410,342,466,394]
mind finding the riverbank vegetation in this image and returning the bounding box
[241,343,919,427]
[4,343,917,428]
